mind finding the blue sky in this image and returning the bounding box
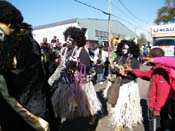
[7,0,165,40]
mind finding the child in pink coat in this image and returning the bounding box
[125,48,175,131]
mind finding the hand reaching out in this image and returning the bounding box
[110,63,115,69]
[123,64,132,73]
[149,108,160,117]
[119,66,126,76]
[110,63,133,76]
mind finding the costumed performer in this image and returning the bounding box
[0,1,57,131]
[109,40,142,131]
[48,26,102,124]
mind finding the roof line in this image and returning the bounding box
[33,18,78,30]
[33,18,123,30]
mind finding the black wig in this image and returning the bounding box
[63,26,86,47]
[116,39,140,58]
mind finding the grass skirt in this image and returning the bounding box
[110,81,142,130]
[51,81,102,120]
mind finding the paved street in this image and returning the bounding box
[60,64,157,131]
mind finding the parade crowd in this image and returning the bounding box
[0,1,175,131]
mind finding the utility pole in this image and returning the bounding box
[108,0,112,50]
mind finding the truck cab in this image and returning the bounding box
[151,24,175,56]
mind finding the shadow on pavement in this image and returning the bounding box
[96,89,108,117]
[60,116,97,131]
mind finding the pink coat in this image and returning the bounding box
[154,57,175,68]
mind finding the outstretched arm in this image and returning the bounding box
[124,64,152,80]
[144,57,175,68]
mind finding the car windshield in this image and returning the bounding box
[153,39,175,46]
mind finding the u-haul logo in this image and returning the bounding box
[151,24,175,37]
[153,27,175,33]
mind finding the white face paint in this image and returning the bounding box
[66,36,74,45]
[122,44,129,55]
[0,29,5,41]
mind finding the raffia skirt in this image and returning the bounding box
[51,81,102,120]
[110,81,143,130]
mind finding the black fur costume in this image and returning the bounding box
[0,1,57,131]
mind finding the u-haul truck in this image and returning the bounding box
[151,24,175,56]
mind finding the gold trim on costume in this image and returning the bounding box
[0,23,10,35]
[0,75,50,131]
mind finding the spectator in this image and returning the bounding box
[40,37,53,78]
[54,39,61,50]
[95,53,104,84]
[40,37,49,48]
[143,44,149,57]
[94,44,108,80]
[50,36,57,48]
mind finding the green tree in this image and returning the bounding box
[155,0,175,24]
[137,33,147,47]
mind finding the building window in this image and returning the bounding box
[95,30,108,41]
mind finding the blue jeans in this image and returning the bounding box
[96,73,103,83]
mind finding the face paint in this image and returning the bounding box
[122,44,129,55]
[66,36,74,45]
[0,29,5,41]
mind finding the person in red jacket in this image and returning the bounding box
[124,47,175,131]
[144,56,175,91]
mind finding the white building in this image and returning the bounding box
[32,18,135,45]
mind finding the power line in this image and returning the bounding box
[113,0,150,33]
[73,0,150,35]
[73,0,109,15]
[111,14,136,26]
[73,0,136,26]
[117,0,145,22]
[111,0,138,24]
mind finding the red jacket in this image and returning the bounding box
[132,64,171,113]
[154,57,175,91]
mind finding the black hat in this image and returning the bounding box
[0,1,23,25]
